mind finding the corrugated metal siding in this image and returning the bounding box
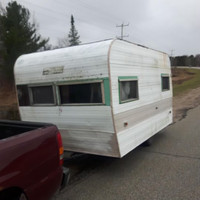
[19,106,119,157]
[15,39,173,158]
[61,129,119,157]
[14,40,113,84]
[109,40,172,157]
[109,40,172,114]
[20,106,114,132]
[114,97,172,133]
[15,40,120,157]
[117,109,172,157]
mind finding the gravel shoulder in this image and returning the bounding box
[173,87,200,122]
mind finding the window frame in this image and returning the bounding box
[57,80,105,106]
[161,74,170,91]
[118,76,139,104]
[28,84,57,106]
[16,85,31,106]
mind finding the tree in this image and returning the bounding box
[68,15,81,46]
[173,54,200,67]
[0,1,49,79]
[189,55,195,66]
[195,54,200,67]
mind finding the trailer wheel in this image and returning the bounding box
[13,192,27,200]
[143,138,153,146]
[18,193,27,200]
[0,189,27,200]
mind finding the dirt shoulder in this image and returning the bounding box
[172,67,195,85]
[173,87,200,122]
[172,68,200,122]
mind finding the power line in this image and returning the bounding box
[55,0,120,34]
[75,0,122,24]
[116,23,129,40]
[19,0,115,36]
[16,0,132,42]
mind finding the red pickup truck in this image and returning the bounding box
[0,120,69,200]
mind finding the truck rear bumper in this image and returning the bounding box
[60,167,70,191]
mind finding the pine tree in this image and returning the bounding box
[0,1,49,79]
[68,15,81,46]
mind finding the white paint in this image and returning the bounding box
[14,40,112,84]
[19,106,114,133]
[117,109,172,157]
[15,39,172,157]
[109,40,172,114]
[109,40,172,157]
[19,106,119,157]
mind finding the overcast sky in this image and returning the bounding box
[1,0,200,56]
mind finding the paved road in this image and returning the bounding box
[57,105,200,200]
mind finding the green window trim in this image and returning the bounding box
[17,78,111,107]
[161,73,169,77]
[118,76,139,104]
[103,78,111,106]
[118,76,138,81]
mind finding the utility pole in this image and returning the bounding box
[170,49,175,67]
[170,49,175,58]
[116,23,129,40]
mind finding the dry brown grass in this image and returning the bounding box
[0,71,19,119]
[172,68,195,85]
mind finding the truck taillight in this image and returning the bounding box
[57,132,64,166]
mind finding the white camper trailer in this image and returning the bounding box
[14,39,173,158]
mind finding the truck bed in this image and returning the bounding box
[0,120,52,140]
[0,120,65,200]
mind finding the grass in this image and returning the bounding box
[173,68,200,96]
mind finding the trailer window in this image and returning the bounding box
[162,75,170,91]
[59,82,103,104]
[17,85,30,106]
[119,78,138,103]
[30,85,55,105]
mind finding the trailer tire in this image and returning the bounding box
[17,193,27,200]
[143,138,153,147]
[0,188,27,200]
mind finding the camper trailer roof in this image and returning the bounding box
[14,39,168,85]
[14,39,114,84]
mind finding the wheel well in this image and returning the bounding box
[0,187,26,200]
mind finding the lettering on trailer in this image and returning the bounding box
[43,66,64,75]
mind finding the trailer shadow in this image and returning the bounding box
[63,153,116,185]
[63,130,167,185]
